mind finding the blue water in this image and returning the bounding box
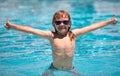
[0,0,120,76]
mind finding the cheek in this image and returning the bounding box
[68,25,70,27]
[65,25,70,29]
[54,26,60,31]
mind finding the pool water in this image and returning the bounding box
[0,0,120,76]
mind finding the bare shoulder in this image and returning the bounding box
[71,29,82,37]
[46,31,54,38]
[71,29,77,35]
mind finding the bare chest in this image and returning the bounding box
[50,37,75,56]
[54,37,74,48]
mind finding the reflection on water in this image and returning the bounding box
[0,0,120,76]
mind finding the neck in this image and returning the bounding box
[55,31,68,37]
[58,32,67,36]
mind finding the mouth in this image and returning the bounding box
[58,26,67,30]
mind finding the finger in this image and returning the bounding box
[4,24,8,27]
[4,24,8,29]
[6,18,9,23]
[4,24,6,27]
[4,24,10,30]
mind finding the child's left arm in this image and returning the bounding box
[72,16,118,36]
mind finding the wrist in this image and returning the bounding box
[109,19,113,23]
[107,19,114,24]
[9,23,17,29]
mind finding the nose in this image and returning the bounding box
[59,22,64,26]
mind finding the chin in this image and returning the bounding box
[59,30,68,35]
[57,28,69,35]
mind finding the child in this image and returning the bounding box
[4,10,117,76]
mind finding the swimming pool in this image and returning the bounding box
[0,0,120,76]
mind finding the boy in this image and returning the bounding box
[4,10,117,76]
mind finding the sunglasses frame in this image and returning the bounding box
[54,20,70,25]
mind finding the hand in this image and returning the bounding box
[111,15,118,24]
[4,19,13,30]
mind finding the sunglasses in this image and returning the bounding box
[54,20,70,25]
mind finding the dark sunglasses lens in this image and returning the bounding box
[63,21,69,25]
[55,21,61,25]
[55,20,69,25]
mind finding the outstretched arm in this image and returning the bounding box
[72,16,118,36]
[4,19,52,38]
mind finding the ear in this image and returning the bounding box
[68,24,71,28]
[69,24,70,27]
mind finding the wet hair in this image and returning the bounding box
[52,10,75,41]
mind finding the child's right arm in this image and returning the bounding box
[4,19,52,38]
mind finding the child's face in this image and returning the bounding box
[54,17,70,35]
